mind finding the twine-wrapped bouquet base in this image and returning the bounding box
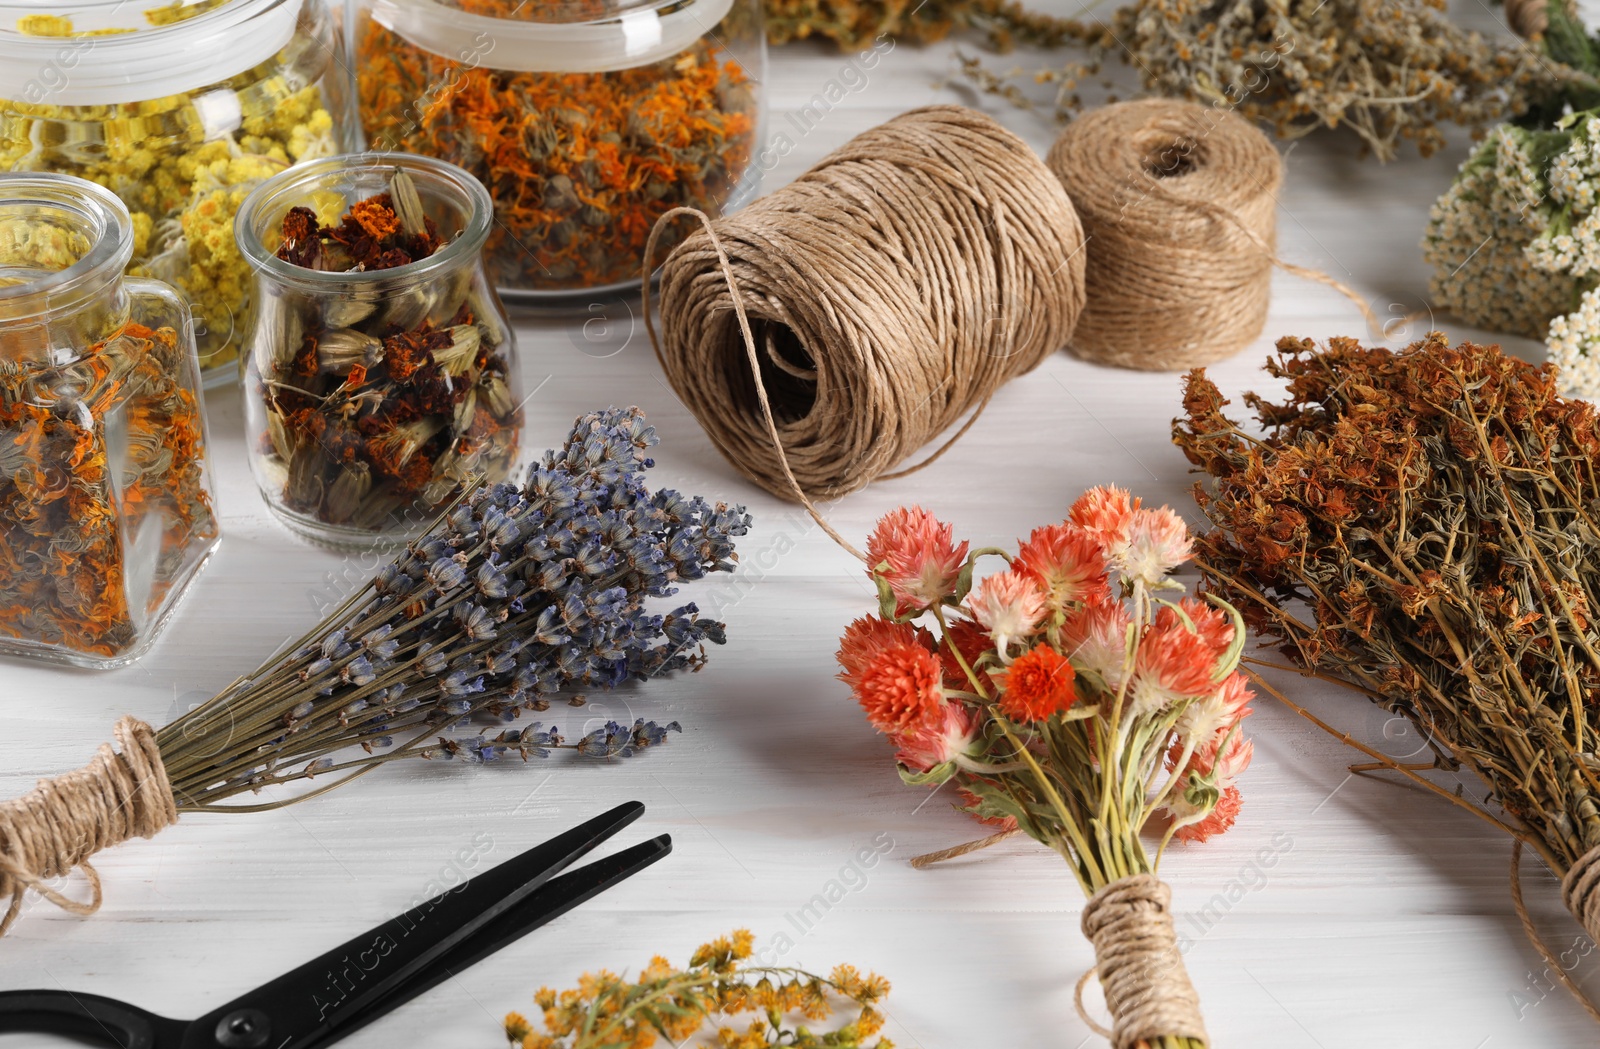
[1078,874,1208,1049]
[0,716,176,935]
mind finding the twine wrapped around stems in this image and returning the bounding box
[1077,874,1209,1049]
[0,716,177,935]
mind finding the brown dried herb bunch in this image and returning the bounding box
[762,0,1068,50]
[1173,332,1600,988]
[1036,0,1578,161]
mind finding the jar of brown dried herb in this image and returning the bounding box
[351,0,764,302]
[234,152,524,547]
[0,172,220,668]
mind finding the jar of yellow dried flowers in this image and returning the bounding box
[0,173,220,669]
[235,153,524,548]
[351,0,763,301]
[0,0,356,385]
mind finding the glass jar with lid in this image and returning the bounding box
[234,152,523,548]
[0,0,356,385]
[0,172,220,668]
[352,0,763,302]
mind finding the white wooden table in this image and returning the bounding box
[4,3,1595,1045]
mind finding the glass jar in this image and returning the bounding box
[0,0,356,385]
[235,152,524,548]
[352,0,764,302]
[0,173,220,669]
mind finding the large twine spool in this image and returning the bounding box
[646,105,1086,505]
[0,716,177,935]
[1048,99,1282,372]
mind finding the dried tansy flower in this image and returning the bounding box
[0,10,340,373]
[1174,333,1600,987]
[355,15,758,293]
[504,929,892,1049]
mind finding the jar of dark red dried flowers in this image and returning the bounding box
[0,172,220,669]
[235,152,523,547]
[351,0,764,302]
[0,0,357,386]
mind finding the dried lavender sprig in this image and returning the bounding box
[155,407,750,810]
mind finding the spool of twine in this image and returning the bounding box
[0,716,177,935]
[1505,0,1555,38]
[646,105,1086,505]
[1077,873,1209,1049]
[1048,99,1282,372]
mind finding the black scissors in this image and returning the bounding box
[0,801,669,1049]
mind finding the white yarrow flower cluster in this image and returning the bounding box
[1426,114,1600,398]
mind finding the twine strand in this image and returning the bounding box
[908,827,1019,869]
[1077,873,1209,1049]
[646,105,1086,503]
[0,716,177,936]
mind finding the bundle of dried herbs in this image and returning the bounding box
[0,406,751,936]
[1173,332,1600,1007]
[355,18,758,293]
[502,930,893,1048]
[0,320,216,662]
[977,0,1577,161]
[762,0,1066,49]
[252,167,520,535]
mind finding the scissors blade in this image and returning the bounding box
[181,801,646,1049]
[0,989,185,1049]
[302,833,672,1049]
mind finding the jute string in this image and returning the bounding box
[1077,873,1209,1049]
[0,715,177,935]
[646,105,1086,504]
[1048,98,1376,372]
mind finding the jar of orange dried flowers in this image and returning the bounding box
[0,172,220,669]
[351,0,763,301]
[234,152,523,547]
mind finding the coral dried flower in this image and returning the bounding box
[836,616,944,733]
[892,700,979,772]
[997,643,1077,723]
[966,570,1047,656]
[1014,522,1109,610]
[866,505,970,615]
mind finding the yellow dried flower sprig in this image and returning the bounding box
[503,930,893,1049]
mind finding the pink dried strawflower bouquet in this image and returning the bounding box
[837,490,1254,1048]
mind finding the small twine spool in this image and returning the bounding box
[646,105,1086,504]
[0,716,177,935]
[1505,0,1554,38]
[1048,99,1282,372]
[1077,873,1209,1049]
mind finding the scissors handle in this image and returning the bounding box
[0,989,184,1048]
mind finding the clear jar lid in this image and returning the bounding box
[368,0,735,73]
[0,0,302,106]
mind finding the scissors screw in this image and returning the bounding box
[214,1007,272,1048]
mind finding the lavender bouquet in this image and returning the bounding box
[0,407,749,936]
